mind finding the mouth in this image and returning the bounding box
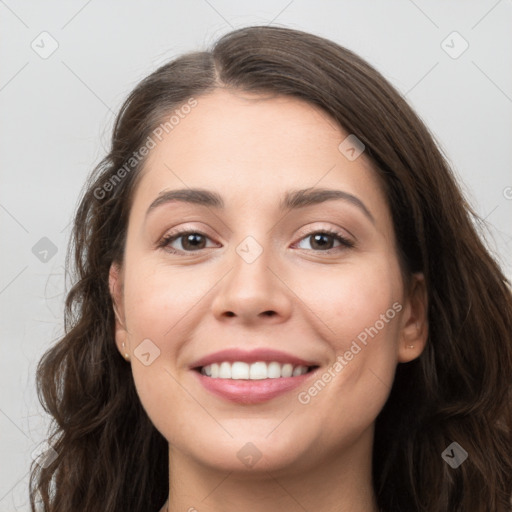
[189,348,322,404]
[191,361,320,404]
[194,361,319,380]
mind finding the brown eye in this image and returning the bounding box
[295,230,354,252]
[159,231,216,253]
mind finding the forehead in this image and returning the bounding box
[146,89,347,167]
[131,88,388,221]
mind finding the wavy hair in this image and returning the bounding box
[29,25,512,511]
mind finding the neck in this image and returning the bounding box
[165,426,379,512]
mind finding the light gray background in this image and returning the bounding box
[1,1,511,509]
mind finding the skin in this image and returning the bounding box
[109,88,428,512]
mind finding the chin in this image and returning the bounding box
[189,433,317,475]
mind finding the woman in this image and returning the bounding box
[29,25,512,512]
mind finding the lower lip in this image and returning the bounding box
[192,369,317,404]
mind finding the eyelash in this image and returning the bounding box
[157,227,355,255]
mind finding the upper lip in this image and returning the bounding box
[190,348,320,369]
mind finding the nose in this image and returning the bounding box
[211,240,293,325]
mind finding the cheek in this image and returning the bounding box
[291,257,403,436]
[121,259,204,434]
[296,257,402,345]
[123,258,211,338]
[294,256,402,387]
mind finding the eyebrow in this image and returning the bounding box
[145,187,375,223]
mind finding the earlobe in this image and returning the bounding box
[109,262,130,361]
[397,273,429,363]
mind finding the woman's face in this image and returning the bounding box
[110,88,427,475]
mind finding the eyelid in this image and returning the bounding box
[293,223,353,243]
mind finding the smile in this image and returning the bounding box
[193,364,320,404]
[199,361,315,379]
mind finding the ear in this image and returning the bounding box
[109,262,129,361]
[397,272,428,363]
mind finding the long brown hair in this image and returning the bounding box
[29,25,512,511]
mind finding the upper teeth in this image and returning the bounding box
[200,361,309,379]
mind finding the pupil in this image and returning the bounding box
[184,234,205,250]
[312,234,332,250]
